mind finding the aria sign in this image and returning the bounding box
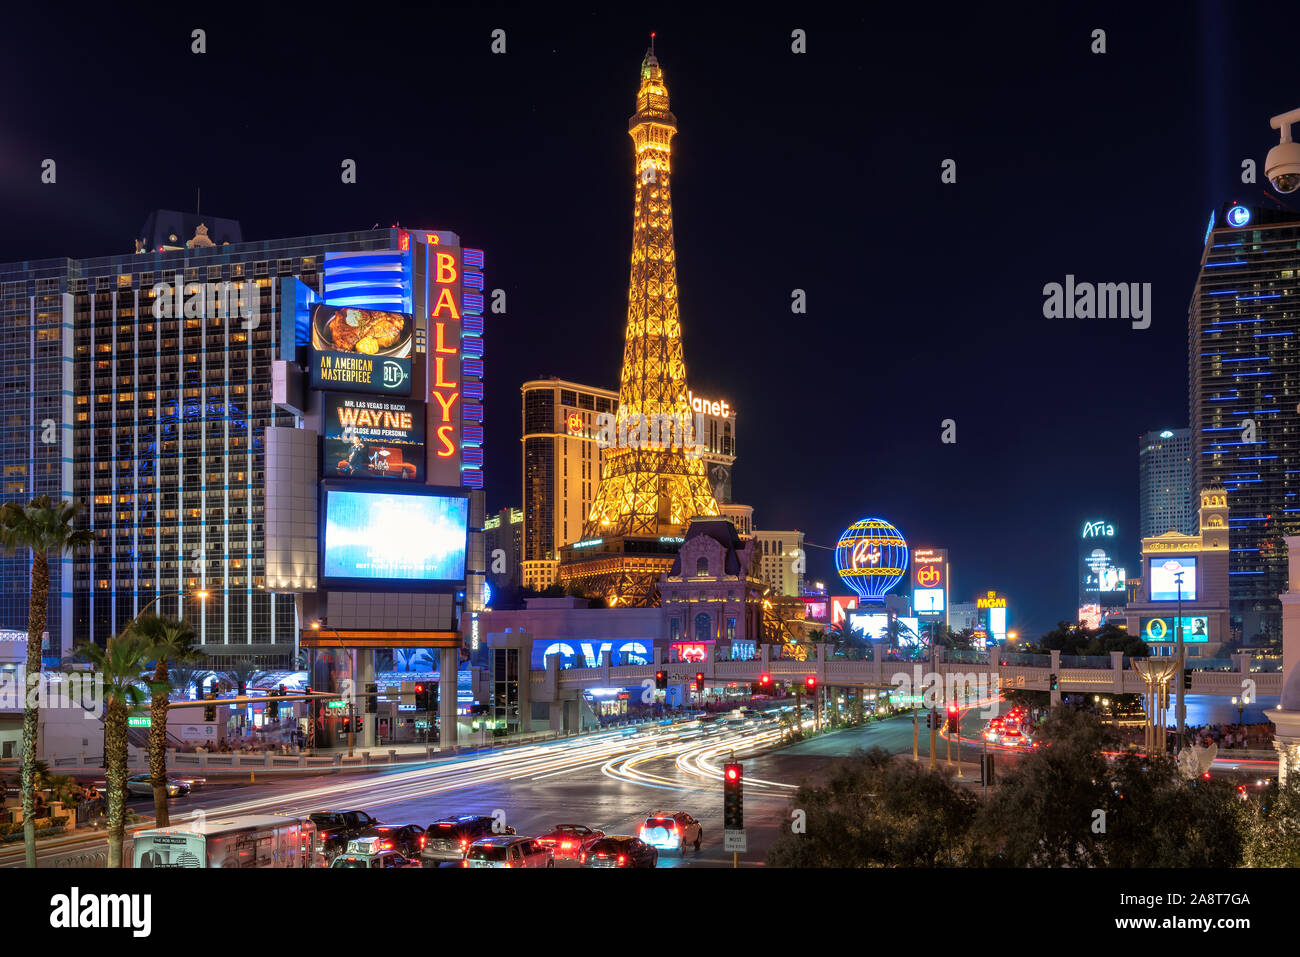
[1082,520,1115,538]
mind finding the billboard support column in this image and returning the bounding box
[358,652,377,750]
[439,647,458,749]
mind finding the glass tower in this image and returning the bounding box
[1189,202,1300,643]
[1139,427,1193,537]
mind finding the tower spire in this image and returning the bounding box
[580,48,718,548]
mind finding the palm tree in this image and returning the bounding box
[0,496,93,868]
[220,659,261,695]
[81,632,149,868]
[127,615,198,827]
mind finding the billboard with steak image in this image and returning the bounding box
[324,394,425,482]
[309,303,413,395]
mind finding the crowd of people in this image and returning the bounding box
[1183,721,1272,751]
[190,729,307,754]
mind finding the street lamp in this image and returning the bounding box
[310,618,355,757]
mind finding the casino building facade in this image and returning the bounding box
[0,212,416,662]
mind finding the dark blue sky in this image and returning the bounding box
[1,3,1295,637]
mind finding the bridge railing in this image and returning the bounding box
[1059,655,1113,669]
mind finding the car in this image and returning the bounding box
[536,824,604,860]
[423,814,515,863]
[640,811,702,853]
[330,838,423,869]
[462,836,553,868]
[361,823,427,859]
[309,810,382,858]
[125,774,190,798]
[580,836,658,868]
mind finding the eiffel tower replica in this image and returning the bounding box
[557,41,719,606]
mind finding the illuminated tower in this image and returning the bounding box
[558,42,719,605]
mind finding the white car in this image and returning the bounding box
[463,836,554,868]
[124,774,191,798]
[331,838,422,869]
[640,812,702,853]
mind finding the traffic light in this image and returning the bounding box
[946,705,959,733]
[655,670,667,690]
[414,683,429,711]
[237,680,247,698]
[926,711,934,730]
[694,673,705,693]
[203,690,216,723]
[1049,673,1059,691]
[804,675,817,695]
[269,684,283,720]
[355,716,363,734]
[365,682,378,714]
[723,762,743,829]
[1184,669,1193,691]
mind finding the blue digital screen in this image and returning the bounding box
[323,489,467,583]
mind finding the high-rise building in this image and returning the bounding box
[752,529,805,597]
[1189,201,1300,642]
[484,507,524,590]
[557,46,719,605]
[521,378,618,565]
[1139,428,1193,537]
[0,213,415,662]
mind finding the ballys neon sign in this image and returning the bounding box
[429,251,461,458]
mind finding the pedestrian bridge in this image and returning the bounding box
[527,645,1281,704]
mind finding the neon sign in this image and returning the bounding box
[1082,520,1114,538]
[1226,205,1251,228]
[567,412,583,433]
[671,642,708,663]
[686,390,731,418]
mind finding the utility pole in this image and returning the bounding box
[1175,570,1185,755]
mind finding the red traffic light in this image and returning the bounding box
[724,762,742,782]
[695,673,704,682]
[415,683,425,693]
[759,673,771,685]
[805,676,817,690]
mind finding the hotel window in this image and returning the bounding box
[727,617,736,640]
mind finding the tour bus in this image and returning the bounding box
[132,814,320,868]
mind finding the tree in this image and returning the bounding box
[0,496,93,868]
[971,708,1116,866]
[80,632,150,868]
[766,747,977,867]
[1242,780,1300,867]
[128,615,199,827]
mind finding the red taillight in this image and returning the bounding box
[460,839,468,850]
[419,836,426,848]
[561,841,573,850]
[579,853,587,864]
[380,842,393,850]
[461,860,468,868]
[617,855,626,865]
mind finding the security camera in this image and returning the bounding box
[1267,108,1300,194]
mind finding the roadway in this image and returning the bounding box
[6,709,985,868]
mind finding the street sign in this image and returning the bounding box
[723,829,747,853]
[127,716,151,728]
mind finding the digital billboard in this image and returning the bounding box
[802,598,829,623]
[321,485,468,587]
[830,595,858,627]
[988,606,1007,637]
[847,612,889,641]
[896,616,923,649]
[914,588,945,613]
[309,304,414,396]
[1140,616,1210,644]
[323,394,425,482]
[1149,557,1197,601]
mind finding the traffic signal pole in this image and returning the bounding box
[912,703,919,762]
[928,709,937,770]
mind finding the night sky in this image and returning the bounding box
[2,3,1295,637]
